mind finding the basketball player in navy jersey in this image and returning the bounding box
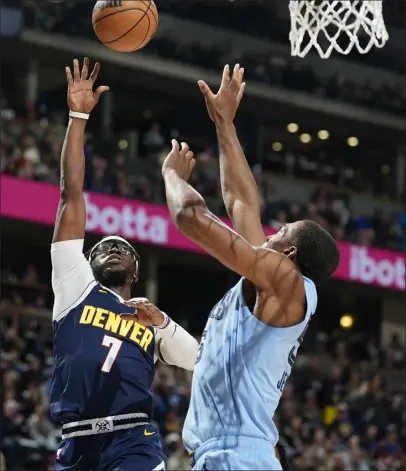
[162,65,340,470]
[51,58,198,471]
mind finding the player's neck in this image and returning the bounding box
[107,285,132,301]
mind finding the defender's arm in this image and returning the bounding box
[163,168,302,299]
[217,121,265,245]
[199,64,265,245]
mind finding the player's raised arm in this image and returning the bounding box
[198,64,266,246]
[53,58,109,243]
[162,140,299,296]
[51,58,109,321]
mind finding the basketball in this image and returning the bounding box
[92,1,158,53]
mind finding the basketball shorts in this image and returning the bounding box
[190,436,283,471]
[55,424,166,471]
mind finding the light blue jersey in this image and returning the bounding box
[183,276,318,470]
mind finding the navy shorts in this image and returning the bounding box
[55,424,166,471]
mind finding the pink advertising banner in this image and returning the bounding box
[1,175,405,291]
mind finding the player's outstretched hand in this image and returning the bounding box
[121,297,166,327]
[162,139,196,181]
[66,57,109,114]
[198,64,245,125]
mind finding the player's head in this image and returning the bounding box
[265,220,339,286]
[87,235,140,288]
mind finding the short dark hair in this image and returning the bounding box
[293,220,340,286]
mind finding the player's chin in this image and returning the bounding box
[103,260,125,270]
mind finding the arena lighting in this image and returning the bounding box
[287,123,299,133]
[118,139,128,150]
[300,133,312,143]
[347,137,359,147]
[317,130,330,140]
[340,314,354,329]
[272,141,283,152]
[381,165,390,175]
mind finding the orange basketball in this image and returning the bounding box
[92,1,158,52]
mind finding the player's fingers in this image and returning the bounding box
[198,80,214,100]
[89,62,100,83]
[180,142,190,156]
[94,86,109,102]
[73,59,80,83]
[237,82,246,105]
[230,64,241,92]
[135,303,158,318]
[185,150,194,161]
[189,158,196,173]
[171,139,180,152]
[220,64,230,90]
[239,67,245,83]
[128,297,149,303]
[81,57,89,80]
[65,67,74,87]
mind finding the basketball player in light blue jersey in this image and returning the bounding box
[161,65,340,470]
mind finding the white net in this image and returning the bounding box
[289,0,389,59]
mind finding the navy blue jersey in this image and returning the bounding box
[50,240,157,424]
[51,283,155,422]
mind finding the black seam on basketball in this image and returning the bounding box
[142,0,158,40]
[141,0,157,27]
[133,5,151,50]
[94,7,145,25]
[132,0,154,50]
[109,1,154,51]
[94,7,149,45]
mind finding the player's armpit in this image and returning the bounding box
[176,205,302,295]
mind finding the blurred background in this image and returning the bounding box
[0,0,405,470]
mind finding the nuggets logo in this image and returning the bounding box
[96,419,111,433]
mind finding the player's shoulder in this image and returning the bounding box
[51,238,85,252]
[51,239,98,322]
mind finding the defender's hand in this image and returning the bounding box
[66,58,109,113]
[121,297,165,327]
[198,64,245,124]
[162,140,196,181]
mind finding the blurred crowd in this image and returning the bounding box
[21,0,406,116]
[1,255,405,470]
[1,103,406,252]
[147,37,406,117]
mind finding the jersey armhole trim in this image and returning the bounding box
[155,337,168,365]
[53,279,97,322]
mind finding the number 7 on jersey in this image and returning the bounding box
[101,335,123,373]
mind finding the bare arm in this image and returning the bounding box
[53,58,108,243]
[199,64,265,245]
[216,121,265,245]
[162,143,301,301]
[51,59,109,320]
[53,118,87,243]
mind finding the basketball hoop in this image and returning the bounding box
[289,0,389,59]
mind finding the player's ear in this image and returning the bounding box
[283,246,297,261]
